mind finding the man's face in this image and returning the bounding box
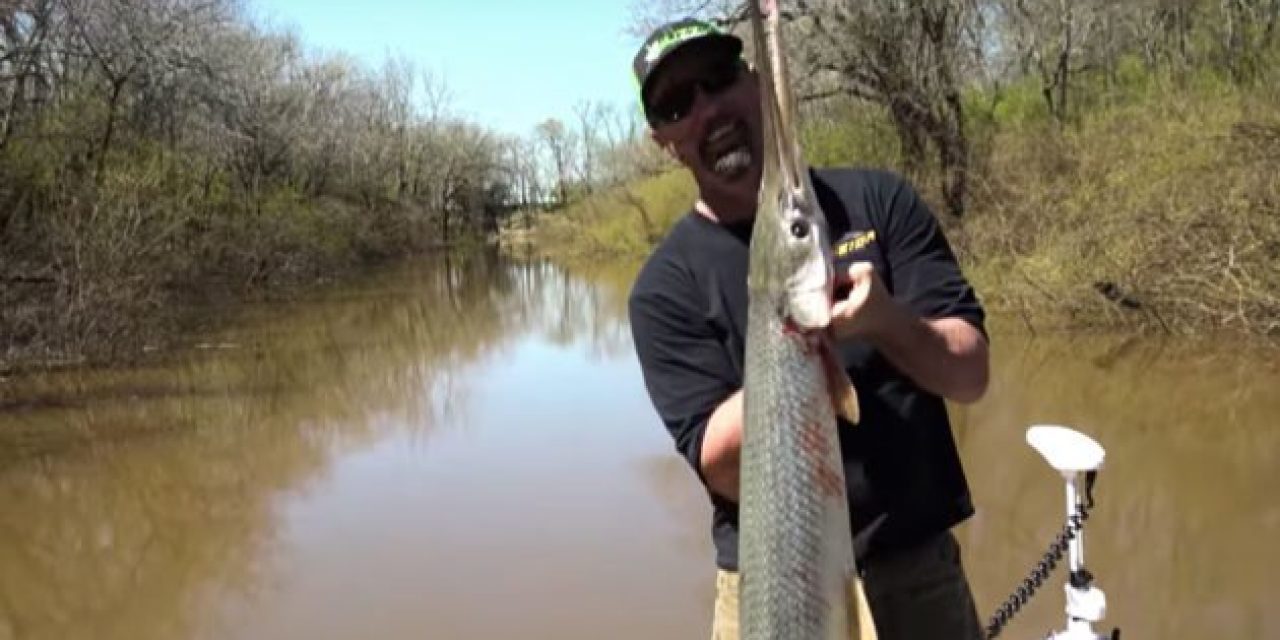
[646,45,763,210]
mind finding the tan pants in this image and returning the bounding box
[711,532,984,640]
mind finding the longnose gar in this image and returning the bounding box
[738,1,878,639]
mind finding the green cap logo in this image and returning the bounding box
[644,23,717,64]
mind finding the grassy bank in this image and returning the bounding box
[0,147,489,371]
[525,68,1280,339]
[964,72,1279,336]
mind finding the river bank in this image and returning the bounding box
[0,1,517,375]
[520,72,1280,342]
[6,74,1278,377]
[1,191,501,376]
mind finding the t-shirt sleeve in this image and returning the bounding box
[874,172,987,337]
[628,258,739,482]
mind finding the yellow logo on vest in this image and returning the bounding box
[834,231,876,258]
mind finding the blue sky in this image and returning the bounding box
[249,0,646,138]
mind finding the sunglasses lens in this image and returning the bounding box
[651,86,695,125]
[704,62,740,93]
[649,61,740,125]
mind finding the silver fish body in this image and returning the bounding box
[739,306,860,640]
[738,1,875,639]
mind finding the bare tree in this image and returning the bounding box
[207,27,307,208]
[783,0,983,217]
[60,0,229,183]
[500,134,540,213]
[535,117,575,206]
[997,0,1105,123]
[1215,0,1279,83]
[419,120,506,243]
[574,100,601,194]
[626,0,743,37]
[0,0,59,151]
[287,53,355,197]
[380,54,415,200]
[576,100,672,187]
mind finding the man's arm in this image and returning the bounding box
[831,262,989,404]
[700,389,743,502]
[826,171,990,404]
[877,315,989,404]
[629,265,744,504]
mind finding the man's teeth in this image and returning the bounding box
[713,148,751,175]
[701,121,750,176]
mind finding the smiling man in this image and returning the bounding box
[626,18,991,640]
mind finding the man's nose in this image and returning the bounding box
[686,85,723,127]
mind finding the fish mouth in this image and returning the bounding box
[787,287,833,332]
[700,119,752,179]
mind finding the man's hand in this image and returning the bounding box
[828,262,989,404]
[830,262,894,341]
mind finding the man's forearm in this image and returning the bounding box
[700,389,743,502]
[870,303,989,403]
[695,305,986,505]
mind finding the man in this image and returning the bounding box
[626,18,991,640]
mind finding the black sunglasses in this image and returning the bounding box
[647,60,744,126]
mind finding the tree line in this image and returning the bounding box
[0,0,670,365]
[629,0,1278,217]
[3,0,1276,364]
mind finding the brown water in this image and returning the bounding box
[1,251,1277,640]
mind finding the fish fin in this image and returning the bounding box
[819,337,859,425]
[851,576,879,640]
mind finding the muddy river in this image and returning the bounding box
[2,251,1276,639]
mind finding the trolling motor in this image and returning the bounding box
[984,425,1121,640]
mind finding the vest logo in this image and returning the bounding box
[834,230,876,258]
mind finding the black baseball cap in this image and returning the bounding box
[632,19,743,119]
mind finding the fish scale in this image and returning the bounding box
[740,323,853,639]
[737,0,876,639]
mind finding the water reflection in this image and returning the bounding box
[0,253,1275,640]
[956,334,1280,640]
[0,250,643,640]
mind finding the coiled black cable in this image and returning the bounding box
[984,471,1098,640]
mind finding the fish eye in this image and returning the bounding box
[789,219,810,239]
